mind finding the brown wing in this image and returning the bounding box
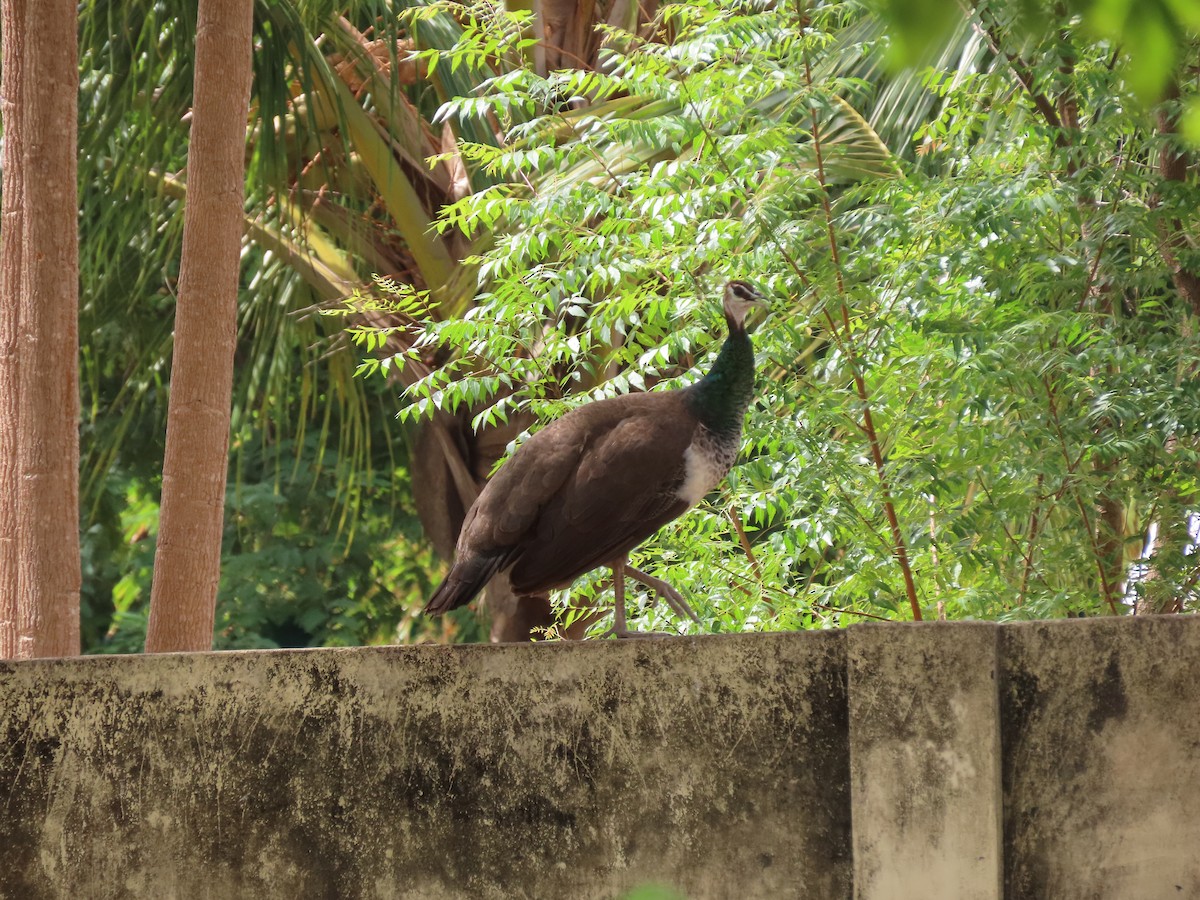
[504,394,698,593]
[426,430,586,616]
[455,423,586,554]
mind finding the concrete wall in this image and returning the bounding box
[1,617,1197,899]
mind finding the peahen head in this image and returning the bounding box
[722,280,768,333]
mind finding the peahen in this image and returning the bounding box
[425,280,766,636]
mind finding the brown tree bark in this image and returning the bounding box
[1094,459,1126,614]
[536,0,658,74]
[0,0,27,657]
[540,0,600,71]
[0,0,82,658]
[1154,82,1200,317]
[145,0,255,652]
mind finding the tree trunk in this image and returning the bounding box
[540,0,600,71]
[0,0,27,658]
[1094,463,1126,614]
[145,0,255,652]
[0,0,82,659]
[1154,82,1200,317]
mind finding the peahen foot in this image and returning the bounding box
[600,557,694,638]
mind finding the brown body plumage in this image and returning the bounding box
[425,281,766,632]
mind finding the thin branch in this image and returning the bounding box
[1041,375,1121,613]
[665,29,923,618]
[962,0,1068,148]
[1018,473,1045,605]
[705,558,897,623]
[975,472,1048,602]
[727,505,763,581]
[803,56,922,621]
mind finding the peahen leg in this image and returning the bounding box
[603,557,670,639]
[625,564,701,623]
[610,556,630,637]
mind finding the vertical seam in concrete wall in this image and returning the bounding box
[987,623,1004,900]
[848,622,1004,900]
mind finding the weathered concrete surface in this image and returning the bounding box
[1002,616,1200,900]
[849,623,1002,900]
[0,634,850,900]
[5,617,1200,900]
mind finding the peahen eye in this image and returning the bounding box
[730,281,762,302]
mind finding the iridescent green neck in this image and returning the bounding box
[684,324,756,435]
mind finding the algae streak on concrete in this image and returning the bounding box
[0,634,851,900]
[1002,616,1200,900]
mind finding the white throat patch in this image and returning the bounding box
[676,428,735,507]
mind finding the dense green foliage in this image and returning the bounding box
[81,366,457,651]
[367,0,1200,634]
[75,0,497,650]
[71,0,1199,647]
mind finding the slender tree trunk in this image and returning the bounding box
[1155,82,1200,317]
[0,0,82,658]
[1094,459,1126,612]
[539,0,599,71]
[0,0,27,657]
[145,0,254,652]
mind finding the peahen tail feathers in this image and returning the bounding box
[424,554,506,615]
